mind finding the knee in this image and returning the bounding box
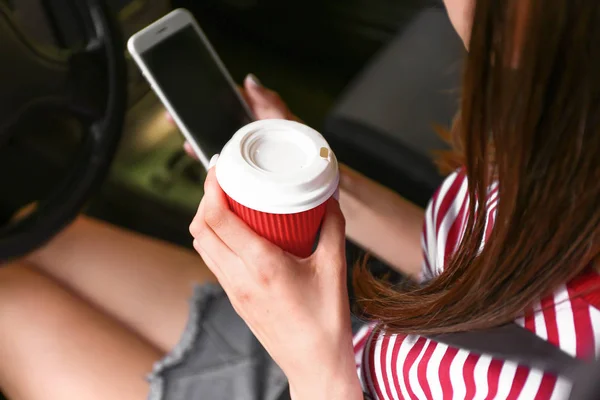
[24,215,93,270]
[0,263,49,318]
[0,262,36,287]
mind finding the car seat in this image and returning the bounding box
[324,7,465,208]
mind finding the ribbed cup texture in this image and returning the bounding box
[227,197,328,258]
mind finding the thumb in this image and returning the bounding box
[243,74,291,120]
[315,199,346,261]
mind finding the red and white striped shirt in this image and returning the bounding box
[353,169,600,399]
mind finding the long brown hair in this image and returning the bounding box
[354,0,600,335]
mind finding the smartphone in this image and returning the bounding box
[127,8,255,169]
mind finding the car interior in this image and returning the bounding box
[1,0,460,264]
[5,0,598,399]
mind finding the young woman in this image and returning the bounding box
[1,0,599,399]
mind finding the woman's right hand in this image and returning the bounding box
[182,74,299,158]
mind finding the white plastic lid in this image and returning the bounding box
[215,119,339,214]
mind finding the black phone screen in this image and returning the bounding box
[140,25,253,160]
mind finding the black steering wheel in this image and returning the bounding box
[0,0,127,261]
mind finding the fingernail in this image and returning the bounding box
[246,73,262,88]
[209,154,220,169]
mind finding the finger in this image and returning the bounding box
[190,194,230,258]
[191,221,236,284]
[193,239,220,278]
[243,74,289,120]
[315,199,347,261]
[189,196,206,238]
[203,168,277,261]
[208,154,219,169]
[183,142,198,160]
[238,86,252,107]
[191,199,239,280]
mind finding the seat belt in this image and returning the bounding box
[427,322,585,381]
[278,322,592,400]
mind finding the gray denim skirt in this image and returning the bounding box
[147,284,289,400]
[147,283,365,400]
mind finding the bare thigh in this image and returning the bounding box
[27,216,217,353]
[0,263,161,400]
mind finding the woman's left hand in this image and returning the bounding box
[189,169,362,400]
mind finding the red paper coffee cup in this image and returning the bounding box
[215,119,339,258]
